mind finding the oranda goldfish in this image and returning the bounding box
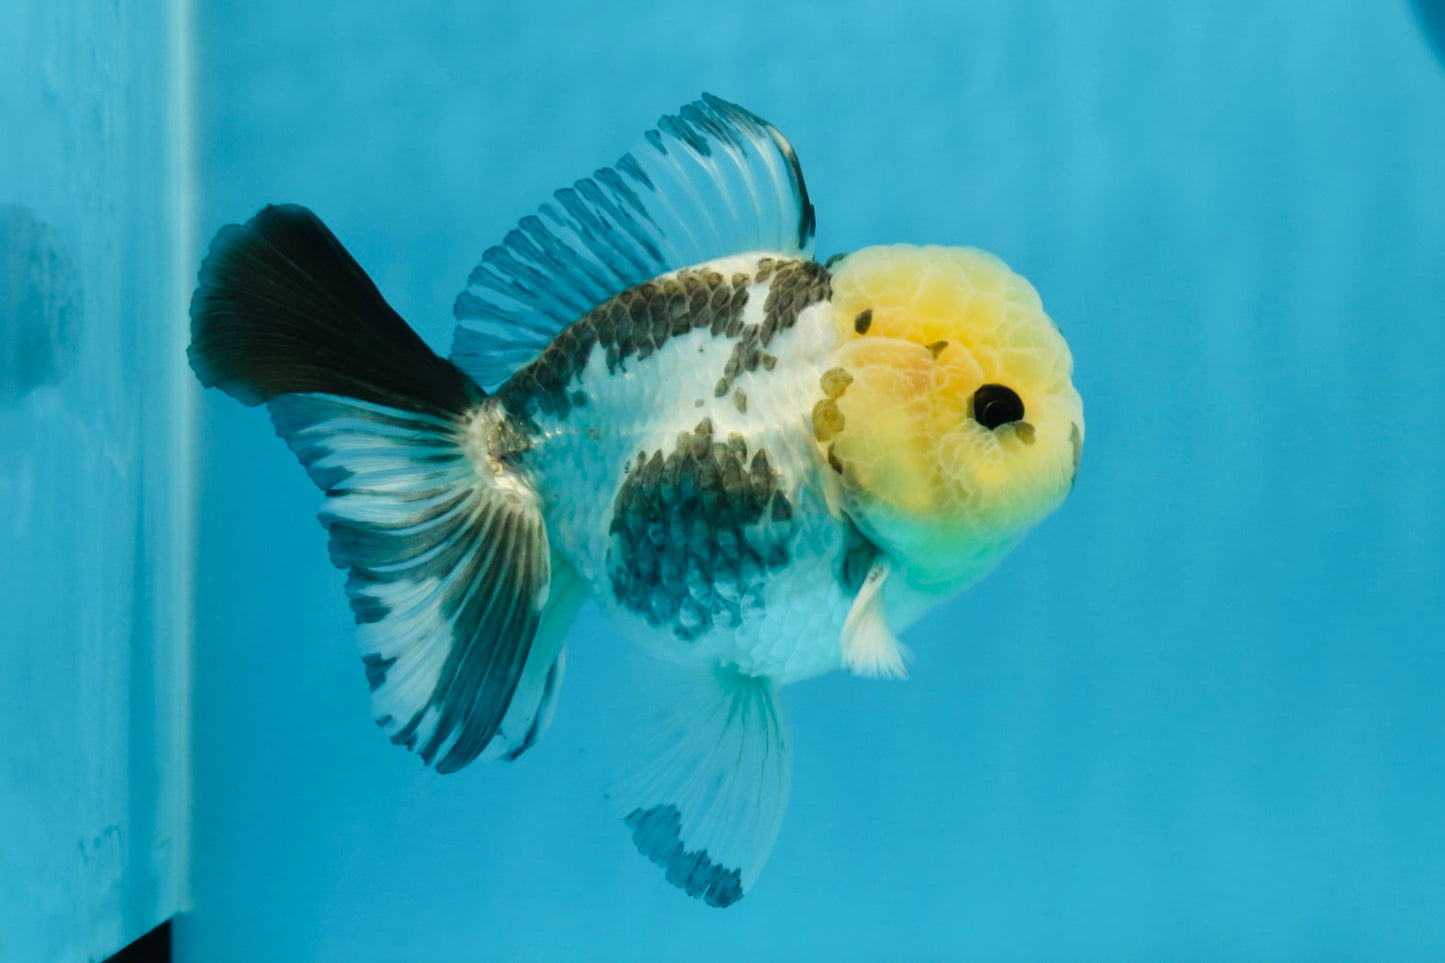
[189,94,1083,907]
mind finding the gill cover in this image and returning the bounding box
[815,245,1084,591]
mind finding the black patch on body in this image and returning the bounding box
[760,259,830,344]
[499,257,831,426]
[625,804,744,908]
[714,259,832,399]
[498,267,751,423]
[607,417,796,642]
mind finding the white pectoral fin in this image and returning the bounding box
[614,664,791,908]
[841,556,910,679]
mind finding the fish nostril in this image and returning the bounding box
[971,384,1024,430]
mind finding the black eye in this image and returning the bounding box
[972,384,1025,430]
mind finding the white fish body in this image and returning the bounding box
[516,252,854,682]
[189,95,1083,909]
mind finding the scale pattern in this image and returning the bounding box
[510,253,854,679]
[608,417,798,643]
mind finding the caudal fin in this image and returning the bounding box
[189,204,479,415]
[189,205,575,770]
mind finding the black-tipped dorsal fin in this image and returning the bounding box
[450,94,815,388]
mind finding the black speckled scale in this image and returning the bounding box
[497,267,751,425]
[505,252,855,680]
[608,417,797,642]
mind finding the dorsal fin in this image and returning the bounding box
[450,94,816,387]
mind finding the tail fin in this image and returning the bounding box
[189,205,574,770]
[188,204,479,415]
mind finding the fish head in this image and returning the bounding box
[817,244,1084,596]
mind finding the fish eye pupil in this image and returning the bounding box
[972,384,1025,430]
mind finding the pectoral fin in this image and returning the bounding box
[841,555,910,679]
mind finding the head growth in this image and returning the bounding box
[815,244,1084,594]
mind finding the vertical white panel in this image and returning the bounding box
[0,2,193,961]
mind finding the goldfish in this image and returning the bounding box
[188,94,1083,908]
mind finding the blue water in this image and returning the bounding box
[7,0,1445,960]
[176,3,1445,959]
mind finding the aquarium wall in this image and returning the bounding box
[0,2,193,962]
[4,0,1445,961]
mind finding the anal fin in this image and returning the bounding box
[615,664,791,908]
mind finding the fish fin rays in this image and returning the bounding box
[267,392,568,771]
[841,556,910,679]
[613,663,791,908]
[189,203,479,415]
[494,559,587,762]
[450,94,815,388]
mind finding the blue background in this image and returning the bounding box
[180,1,1445,959]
